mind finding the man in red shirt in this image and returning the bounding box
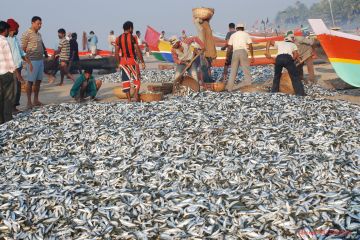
[115,21,145,102]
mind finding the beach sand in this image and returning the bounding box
[18,57,360,110]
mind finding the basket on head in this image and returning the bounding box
[140,92,163,102]
[192,8,215,21]
[113,86,135,99]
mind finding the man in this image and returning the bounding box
[0,21,19,124]
[193,17,217,83]
[159,31,166,41]
[108,30,116,53]
[21,16,47,109]
[265,35,306,96]
[6,19,33,113]
[70,68,102,102]
[222,23,236,51]
[169,36,204,81]
[135,31,143,45]
[69,33,81,74]
[55,28,73,86]
[181,30,188,41]
[115,21,146,102]
[88,31,98,56]
[221,23,236,80]
[226,23,254,91]
[293,28,316,84]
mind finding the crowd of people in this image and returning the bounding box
[169,21,315,96]
[0,15,316,125]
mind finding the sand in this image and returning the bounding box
[18,57,360,110]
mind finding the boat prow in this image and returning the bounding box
[309,19,360,87]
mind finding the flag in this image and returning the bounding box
[145,26,160,49]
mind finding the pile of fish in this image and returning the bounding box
[99,66,274,84]
[1,92,360,239]
[99,67,338,98]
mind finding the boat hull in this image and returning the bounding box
[317,34,360,87]
[309,19,360,87]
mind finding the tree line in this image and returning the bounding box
[275,0,360,28]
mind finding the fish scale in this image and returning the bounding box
[0,92,359,239]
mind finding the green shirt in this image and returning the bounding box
[70,74,97,98]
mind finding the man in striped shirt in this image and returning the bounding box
[0,21,19,124]
[55,28,74,86]
[115,21,145,102]
[21,16,46,109]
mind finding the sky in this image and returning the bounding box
[1,0,318,49]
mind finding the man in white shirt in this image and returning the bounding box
[226,23,254,91]
[108,30,116,54]
[265,35,305,96]
[0,21,17,124]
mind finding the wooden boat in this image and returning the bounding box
[151,40,278,67]
[309,19,360,87]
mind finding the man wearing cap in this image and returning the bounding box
[226,23,254,91]
[265,34,306,96]
[293,28,316,84]
[6,19,33,113]
[170,36,204,81]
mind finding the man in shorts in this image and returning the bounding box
[115,21,145,102]
[21,16,46,108]
[55,28,74,86]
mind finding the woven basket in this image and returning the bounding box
[140,92,163,102]
[113,86,135,99]
[181,76,200,92]
[203,82,226,92]
[192,8,215,21]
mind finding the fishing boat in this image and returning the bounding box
[144,26,304,67]
[309,19,360,87]
[151,40,278,67]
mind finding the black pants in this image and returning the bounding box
[272,54,305,96]
[69,60,82,74]
[297,63,304,80]
[14,67,22,107]
[0,72,15,124]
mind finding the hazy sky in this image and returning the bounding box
[1,0,318,49]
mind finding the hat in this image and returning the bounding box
[236,23,245,28]
[7,19,19,32]
[284,35,294,42]
[191,42,201,49]
[285,30,294,37]
[169,36,179,46]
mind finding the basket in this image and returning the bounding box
[148,83,173,95]
[192,8,215,21]
[181,76,200,92]
[140,92,163,102]
[113,86,135,99]
[203,82,226,92]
